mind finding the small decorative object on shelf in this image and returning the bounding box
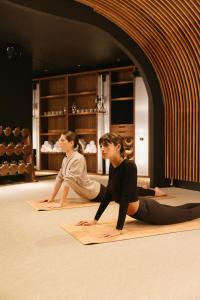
[84,140,97,153]
[18,160,26,174]
[41,141,53,152]
[6,143,15,156]
[94,95,106,113]
[71,102,77,114]
[41,140,63,153]
[99,97,106,113]
[4,126,12,136]
[14,143,23,155]
[63,107,67,114]
[52,140,62,152]
[95,96,101,112]
[9,162,18,175]
[12,127,21,137]
[0,162,9,176]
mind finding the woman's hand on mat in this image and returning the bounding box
[48,202,63,208]
[100,229,122,238]
[76,220,97,226]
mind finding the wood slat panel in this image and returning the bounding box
[77,0,200,183]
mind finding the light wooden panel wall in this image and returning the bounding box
[77,0,200,183]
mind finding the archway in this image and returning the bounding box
[61,3,165,187]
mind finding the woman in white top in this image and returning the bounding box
[40,131,165,208]
[40,131,106,207]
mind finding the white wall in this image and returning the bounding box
[135,77,149,176]
[32,83,40,170]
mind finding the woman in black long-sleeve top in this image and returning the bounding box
[77,133,200,238]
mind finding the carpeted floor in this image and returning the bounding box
[0,177,200,300]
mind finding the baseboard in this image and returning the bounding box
[173,180,200,191]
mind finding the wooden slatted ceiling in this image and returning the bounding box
[77,0,200,183]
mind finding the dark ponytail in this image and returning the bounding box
[77,141,84,155]
[62,131,83,154]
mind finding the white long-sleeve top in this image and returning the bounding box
[55,151,100,199]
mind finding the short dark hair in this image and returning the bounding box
[99,133,125,157]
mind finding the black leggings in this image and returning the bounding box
[137,187,155,197]
[91,184,107,202]
[132,198,200,225]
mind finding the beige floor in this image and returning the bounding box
[0,176,200,300]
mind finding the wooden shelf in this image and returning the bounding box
[111,80,133,85]
[69,112,102,116]
[111,97,134,101]
[40,114,66,118]
[75,129,96,135]
[40,132,64,136]
[68,91,96,96]
[40,94,67,99]
[40,151,96,156]
[40,152,65,155]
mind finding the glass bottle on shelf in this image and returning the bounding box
[99,97,106,113]
[95,96,101,112]
[71,102,77,114]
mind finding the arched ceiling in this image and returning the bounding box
[77,0,200,184]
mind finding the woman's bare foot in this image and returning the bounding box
[154,187,167,197]
[141,184,148,189]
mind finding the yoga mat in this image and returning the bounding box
[27,198,100,211]
[144,195,176,201]
[60,217,200,244]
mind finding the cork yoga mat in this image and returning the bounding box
[27,195,174,211]
[27,199,100,211]
[143,195,176,201]
[60,217,200,245]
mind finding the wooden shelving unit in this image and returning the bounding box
[110,66,135,159]
[68,71,99,173]
[39,75,68,170]
[36,65,136,172]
